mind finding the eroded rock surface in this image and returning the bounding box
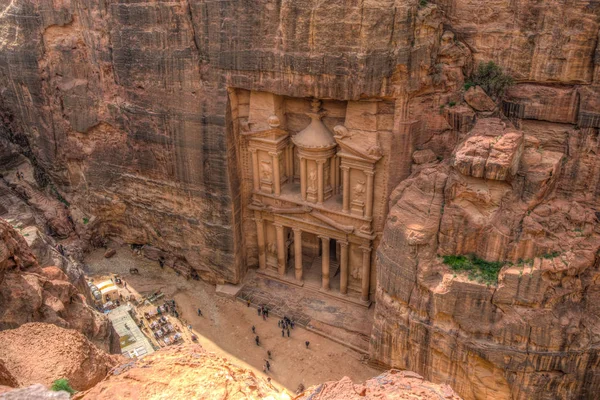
[298,370,461,400]
[0,220,117,352]
[76,345,286,400]
[0,323,120,391]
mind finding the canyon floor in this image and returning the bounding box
[84,246,380,393]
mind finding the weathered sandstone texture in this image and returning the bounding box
[0,219,118,352]
[371,121,600,398]
[0,323,120,391]
[297,370,461,400]
[76,345,287,400]
[1,0,599,399]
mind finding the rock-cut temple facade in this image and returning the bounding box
[231,91,406,303]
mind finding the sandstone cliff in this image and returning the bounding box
[1,0,599,399]
[0,219,117,352]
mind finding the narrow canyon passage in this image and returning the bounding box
[84,247,379,392]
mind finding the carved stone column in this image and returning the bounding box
[270,151,281,196]
[317,160,325,204]
[255,211,266,270]
[339,241,349,294]
[332,156,338,195]
[365,170,375,218]
[341,166,350,213]
[287,144,294,183]
[275,224,285,275]
[293,228,303,281]
[320,236,330,290]
[300,157,307,201]
[360,246,372,302]
[250,148,259,192]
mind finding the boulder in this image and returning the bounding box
[464,86,496,111]
[413,149,437,165]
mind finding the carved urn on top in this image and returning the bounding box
[292,99,337,205]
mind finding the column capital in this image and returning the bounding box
[269,151,283,157]
[249,147,258,154]
[273,222,284,229]
[318,235,331,242]
[292,227,302,234]
[359,246,372,253]
[340,165,350,172]
[364,170,375,177]
[338,240,349,247]
[315,159,327,165]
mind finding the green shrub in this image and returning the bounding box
[465,61,514,100]
[541,251,561,259]
[443,254,506,285]
[448,101,456,107]
[83,217,89,225]
[419,0,428,7]
[51,378,75,394]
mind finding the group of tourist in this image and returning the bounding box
[247,302,311,377]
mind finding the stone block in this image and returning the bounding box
[412,149,437,165]
[504,84,578,124]
[345,101,378,131]
[464,86,496,111]
[248,91,285,131]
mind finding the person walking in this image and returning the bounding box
[265,360,271,371]
[291,320,295,329]
[252,325,256,334]
[255,335,260,346]
[287,328,290,337]
[305,341,310,349]
[257,307,261,316]
[278,320,281,328]
[247,299,251,307]
[281,329,285,337]
[197,308,202,316]
[267,350,272,359]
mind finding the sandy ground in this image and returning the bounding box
[85,246,380,393]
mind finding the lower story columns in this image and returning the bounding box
[255,212,266,270]
[275,224,285,276]
[320,236,330,290]
[339,241,349,294]
[293,228,303,281]
[360,246,372,302]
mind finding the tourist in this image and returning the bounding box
[247,299,251,307]
[291,320,295,329]
[262,311,266,321]
[197,308,202,316]
[257,307,261,316]
[265,360,271,371]
[252,325,256,334]
[264,307,269,318]
[188,325,192,331]
[267,350,272,359]
[305,341,310,349]
[278,320,281,328]
[287,328,290,337]
[281,329,285,337]
[263,364,267,373]
[255,335,260,346]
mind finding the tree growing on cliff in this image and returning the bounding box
[465,61,514,100]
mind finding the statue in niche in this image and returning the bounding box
[351,264,361,280]
[267,242,277,255]
[309,169,317,190]
[353,180,366,200]
[260,160,272,181]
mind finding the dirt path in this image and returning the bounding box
[85,247,380,393]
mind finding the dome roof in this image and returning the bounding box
[292,100,336,150]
